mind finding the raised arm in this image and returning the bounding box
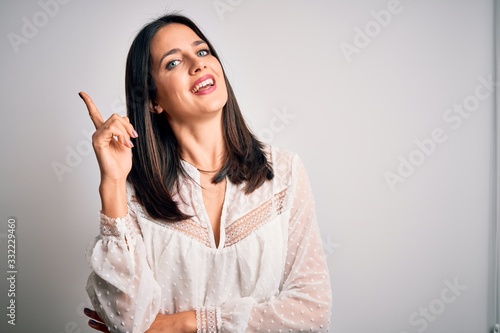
[79,91,136,218]
[81,92,200,333]
[80,92,161,333]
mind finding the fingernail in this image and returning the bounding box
[132,129,138,138]
[78,92,83,99]
[89,319,98,326]
[84,307,92,315]
[129,140,134,148]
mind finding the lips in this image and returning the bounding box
[190,74,216,94]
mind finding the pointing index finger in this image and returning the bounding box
[79,91,104,129]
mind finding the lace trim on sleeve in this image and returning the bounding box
[99,212,139,237]
[196,306,221,333]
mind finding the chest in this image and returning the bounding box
[198,175,226,247]
[139,213,290,311]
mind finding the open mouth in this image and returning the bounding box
[191,76,215,94]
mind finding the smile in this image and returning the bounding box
[191,75,216,94]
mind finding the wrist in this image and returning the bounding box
[183,310,197,333]
[99,179,128,218]
[99,176,127,187]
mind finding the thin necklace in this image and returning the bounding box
[197,168,219,174]
[183,159,220,173]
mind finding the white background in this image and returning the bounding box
[0,0,495,332]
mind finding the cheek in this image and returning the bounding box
[157,75,188,107]
[220,81,228,101]
[214,61,224,77]
[219,77,228,100]
[211,62,227,94]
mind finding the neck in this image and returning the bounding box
[170,115,225,171]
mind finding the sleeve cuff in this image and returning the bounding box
[196,306,221,333]
[99,211,139,237]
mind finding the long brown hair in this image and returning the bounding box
[125,14,273,222]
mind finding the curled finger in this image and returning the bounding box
[99,122,134,149]
[118,115,138,139]
[88,319,109,332]
[83,307,103,322]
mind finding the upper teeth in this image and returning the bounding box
[192,78,214,93]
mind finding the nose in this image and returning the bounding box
[190,56,207,75]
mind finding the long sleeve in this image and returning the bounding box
[214,155,332,332]
[85,202,162,333]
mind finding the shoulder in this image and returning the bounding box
[264,144,307,185]
[265,144,296,168]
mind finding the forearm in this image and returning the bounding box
[217,281,331,332]
[146,311,197,333]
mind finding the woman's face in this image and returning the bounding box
[149,23,228,123]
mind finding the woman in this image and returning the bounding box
[80,14,331,333]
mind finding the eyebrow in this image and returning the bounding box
[158,40,207,68]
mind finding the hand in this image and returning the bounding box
[83,308,108,332]
[83,308,197,333]
[79,92,137,183]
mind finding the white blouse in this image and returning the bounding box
[85,146,332,332]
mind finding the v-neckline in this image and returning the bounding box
[181,160,229,249]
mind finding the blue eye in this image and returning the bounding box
[197,49,209,57]
[166,60,180,70]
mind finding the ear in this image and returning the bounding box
[149,100,165,114]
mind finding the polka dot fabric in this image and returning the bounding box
[85,146,332,332]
